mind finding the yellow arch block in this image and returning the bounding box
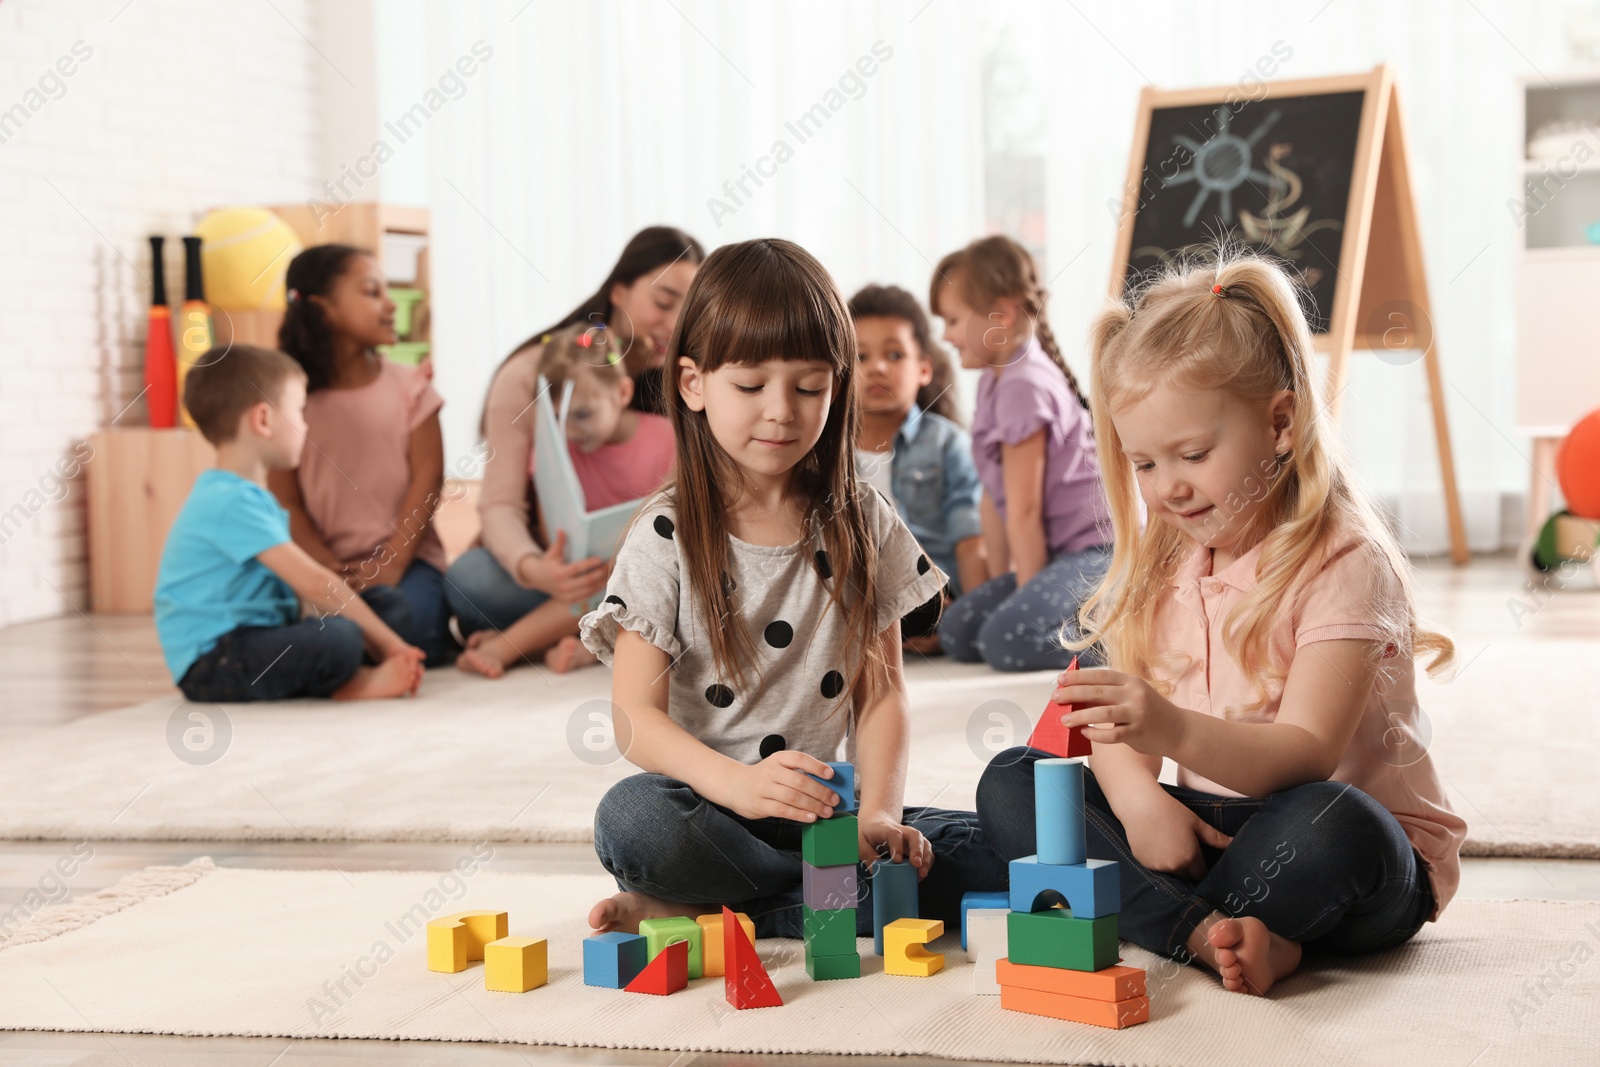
[485,936,548,992]
[427,910,508,973]
[884,918,945,977]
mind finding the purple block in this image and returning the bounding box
[802,859,858,911]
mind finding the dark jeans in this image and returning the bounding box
[593,773,1009,940]
[176,586,410,701]
[940,545,1110,671]
[370,558,459,667]
[900,585,951,641]
[977,747,1434,962]
[442,546,552,639]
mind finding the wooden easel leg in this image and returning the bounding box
[1422,344,1470,564]
[1526,437,1560,540]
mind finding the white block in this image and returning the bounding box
[966,909,1008,995]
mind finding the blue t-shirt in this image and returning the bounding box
[154,470,300,681]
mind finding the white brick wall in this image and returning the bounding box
[0,0,324,626]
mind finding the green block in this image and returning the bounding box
[805,943,862,980]
[1006,908,1118,972]
[802,905,857,957]
[800,813,858,866]
[639,916,704,979]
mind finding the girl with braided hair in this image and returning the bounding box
[929,235,1110,671]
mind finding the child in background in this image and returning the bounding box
[155,345,424,702]
[269,245,457,668]
[931,235,1110,671]
[456,323,674,678]
[977,252,1466,996]
[849,284,986,654]
[578,239,1006,939]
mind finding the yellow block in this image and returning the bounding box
[695,911,756,978]
[426,910,508,973]
[884,918,945,977]
[485,936,548,992]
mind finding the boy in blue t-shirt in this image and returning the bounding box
[155,344,425,702]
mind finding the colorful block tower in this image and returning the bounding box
[800,760,862,980]
[996,758,1151,1029]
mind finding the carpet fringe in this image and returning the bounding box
[0,857,215,952]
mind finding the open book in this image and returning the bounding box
[532,375,640,566]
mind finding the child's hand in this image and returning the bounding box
[857,814,933,878]
[1056,668,1185,757]
[1122,790,1232,880]
[723,751,843,822]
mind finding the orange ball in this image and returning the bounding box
[1557,408,1600,519]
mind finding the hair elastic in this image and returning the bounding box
[1211,283,1228,297]
[286,288,300,303]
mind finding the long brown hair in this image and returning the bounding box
[1079,248,1453,715]
[847,283,962,425]
[931,235,1089,412]
[661,238,884,701]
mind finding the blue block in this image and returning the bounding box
[583,931,647,988]
[869,859,919,955]
[1034,758,1086,865]
[960,890,1009,951]
[805,761,856,814]
[1008,855,1120,919]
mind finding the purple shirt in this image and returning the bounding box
[970,338,1107,556]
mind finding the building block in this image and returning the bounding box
[802,905,858,957]
[695,911,754,978]
[484,937,548,993]
[966,909,1010,994]
[426,910,508,973]
[884,917,945,977]
[639,915,704,980]
[800,813,858,867]
[960,891,1009,950]
[1028,656,1091,758]
[805,942,862,980]
[870,859,919,955]
[625,938,688,996]
[996,958,1147,1002]
[1007,908,1119,972]
[1000,984,1150,1029]
[805,761,857,813]
[723,905,783,1008]
[803,859,859,911]
[584,931,649,988]
[1009,855,1120,919]
[1035,758,1087,866]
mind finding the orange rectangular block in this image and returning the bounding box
[1000,984,1150,1029]
[996,958,1146,1001]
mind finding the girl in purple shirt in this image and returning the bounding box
[929,235,1111,671]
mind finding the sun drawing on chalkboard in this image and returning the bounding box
[1164,106,1285,228]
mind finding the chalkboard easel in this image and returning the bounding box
[1109,64,1468,564]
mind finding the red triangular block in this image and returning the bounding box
[625,938,688,996]
[722,905,782,1008]
[1029,657,1090,758]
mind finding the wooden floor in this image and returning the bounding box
[1,552,1596,1064]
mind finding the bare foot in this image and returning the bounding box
[464,629,490,650]
[903,633,943,656]
[587,891,717,934]
[333,652,423,700]
[1201,915,1302,995]
[545,635,598,674]
[456,645,507,679]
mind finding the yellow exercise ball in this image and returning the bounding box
[194,208,303,312]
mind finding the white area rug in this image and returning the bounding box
[0,647,1591,858]
[0,860,1592,1066]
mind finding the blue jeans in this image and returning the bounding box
[940,544,1110,671]
[175,586,408,701]
[976,747,1434,962]
[363,558,459,668]
[593,773,1010,940]
[442,547,551,638]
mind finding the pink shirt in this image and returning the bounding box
[1152,531,1466,921]
[298,360,447,574]
[533,413,675,512]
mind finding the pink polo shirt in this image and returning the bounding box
[1151,531,1466,921]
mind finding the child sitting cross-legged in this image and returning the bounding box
[154,345,425,702]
